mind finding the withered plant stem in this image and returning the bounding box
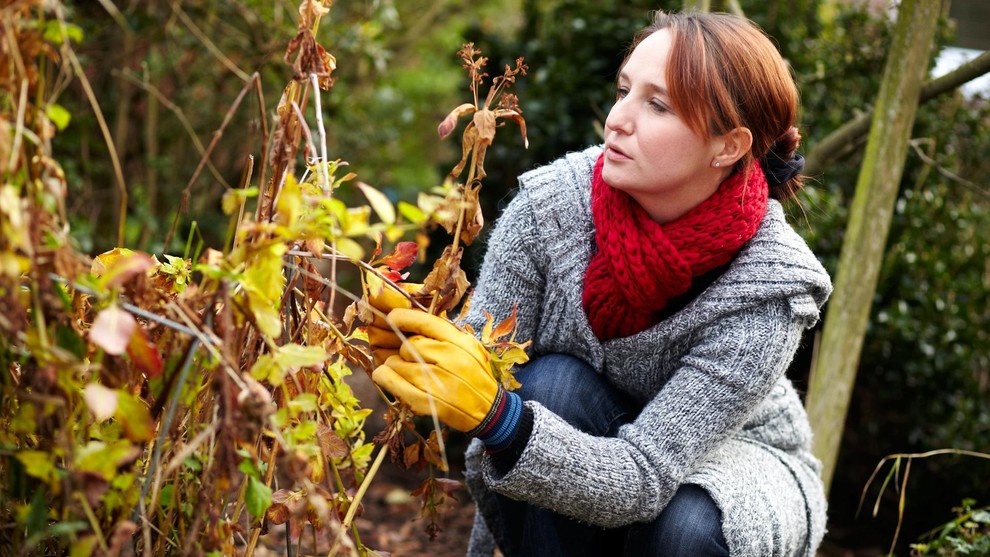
[332,445,389,557]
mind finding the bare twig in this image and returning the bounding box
[908,138,990,199]
[164,73,261,250]
[95,0,129,31]
[6,79,27,174]
[117,69,233,190]
[170,1,251,82]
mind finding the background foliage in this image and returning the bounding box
[4,0,989,554]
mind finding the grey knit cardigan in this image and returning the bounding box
[461,146,833,557]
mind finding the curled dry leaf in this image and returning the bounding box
[421,246,470,314]
[437,103,476,140]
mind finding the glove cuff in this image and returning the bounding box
[469,388,523,453]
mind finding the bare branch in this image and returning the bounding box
[806,49,990,177]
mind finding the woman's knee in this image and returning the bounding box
[514,353,597,403]
[513,354,631,434]
[625,484,729,557]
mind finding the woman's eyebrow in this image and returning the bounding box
[616,71,668,96]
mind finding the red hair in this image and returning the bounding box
[626,11,804,200]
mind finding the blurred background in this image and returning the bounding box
[53,0,990,554]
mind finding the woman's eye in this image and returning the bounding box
[649,100,669,113]
[615,87,629,100]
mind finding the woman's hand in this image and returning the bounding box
[372,309,499,433]
[364,274,424,366]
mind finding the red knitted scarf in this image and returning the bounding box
[582,154,769,340]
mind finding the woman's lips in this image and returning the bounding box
[605,144,631,161]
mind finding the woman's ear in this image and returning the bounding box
[711,127,753,168]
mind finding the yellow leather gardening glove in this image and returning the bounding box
[364,272,426,366]
[372,309,523,450]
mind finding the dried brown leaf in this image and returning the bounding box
[317,422,349,459]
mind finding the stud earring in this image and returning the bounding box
[713,161,721,168]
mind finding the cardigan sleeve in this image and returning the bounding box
[462,187,548,346]
[479,297,807,528]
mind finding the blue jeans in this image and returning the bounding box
[493,354,730,557]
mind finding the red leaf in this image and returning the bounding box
[491,305,519,341]
[127,324,163,379]
[378,241,418,272]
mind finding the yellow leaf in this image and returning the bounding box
[276,174,303,228]
[481,310,495,345]
[341,206,371,237]
[92,248,157,289]
[16,451,55,482]
[332,237,365,261]
[275,344,328,369]
[356,182,395,225]
[242,242,286,338]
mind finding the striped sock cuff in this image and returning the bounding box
[472,389,523,453]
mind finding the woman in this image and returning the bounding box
[369,10,831,557]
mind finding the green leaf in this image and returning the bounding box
[42,21,83,44]
[245,475,273,520]
[398,200,427,225]
[46,104,72,131]
[11,402,36,434]
[115,390,155,442]
[286,393,318,416]
[26,488,47,538]
[221,187,258,215]
[288,420,318,443]
[249,353,276,384]
[73,440,140,481]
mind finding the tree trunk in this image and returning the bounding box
[804,0,945,495]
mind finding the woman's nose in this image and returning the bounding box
[605,98,632,134]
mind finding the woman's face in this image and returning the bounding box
[602,29,726,223]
